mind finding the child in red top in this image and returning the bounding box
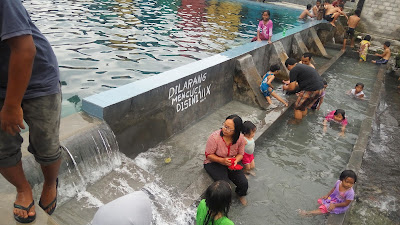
[323,109,348,136]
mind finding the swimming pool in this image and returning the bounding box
[24,0,302,117]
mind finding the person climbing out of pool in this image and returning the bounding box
[298,4,314,20]
[196,180,234,225]
[299,52,315,69]
[0,0,62,223]
[347,82,365,99]
[323,109,348,136]
[282,58,324,121]
[260,64,289,107]
[324,1,348,27]
[342,8,361,51]
[203,115,248,206]
[91,190,152,225]
[372,41,391,64]
[298,170,357,216]
[252,10,273,44]
[359,35,371,62]
[311,79,328,110]
[241,121,257,177]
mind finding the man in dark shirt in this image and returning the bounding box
[0,0,62,222]
[284,58,324,120]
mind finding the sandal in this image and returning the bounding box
[39,178,58,215]
[14,200,36,223]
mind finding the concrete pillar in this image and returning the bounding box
[271,41,289,80]
[310,27,329,58]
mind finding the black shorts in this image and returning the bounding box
[324,14,334,22]
[345,28,355,39]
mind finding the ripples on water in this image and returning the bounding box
[23,0,301,116]
[230,56,379,225]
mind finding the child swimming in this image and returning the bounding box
[347,82,365,99]
[260,64,289,107]
[242,121,256,177]
[196,180,234,225]
[299,170,357,216]
[323,109,348,136]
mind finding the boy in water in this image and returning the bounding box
[299,4,314,19]
[312,0,321,19]
[342,9,361,51]
[372,41,391,64]
[324,2,348,27]
[299,52,315,69]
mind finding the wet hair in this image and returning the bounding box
[302,52,313,59]
[323,79,328,85]
[339,170,357,183]
[354,9,361,16]
[242,121,257,135]
[325,0,331,4]
[285,58,297,67]
[203,180,232,225]
[334,109,345,120]
[364,35,371,41]
[384,41,391,47]
[338,4,344,9]
[355,82,364,88]
[270,64,280,72]
[307,4,312,10]
[220,114,243,145]
[263,10,270,16]
[316,0,321,3]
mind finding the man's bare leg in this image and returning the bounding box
[39,159,61,213]
[342,39,347,51]
[0,161,35,219]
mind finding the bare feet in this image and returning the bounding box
[371,60,376,64]
[330,22,336,27]
[297,209,310,217]
[14,189,35,219]
[284,102,289,107]
[248,170,256,176]
[239,196,247,206]
[40,180,57,214]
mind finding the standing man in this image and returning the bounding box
[0,0,62,223]
[283,58,324,120]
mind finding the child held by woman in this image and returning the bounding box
[299,170,357,216]
[242,121,257,177]
[252,10,273,43]
[323,109,348,136]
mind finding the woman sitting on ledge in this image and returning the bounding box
[203,114,248,205]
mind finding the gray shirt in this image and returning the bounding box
[0,0,60,99]
[91,191,153,225]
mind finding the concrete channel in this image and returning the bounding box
[0,20,384,224]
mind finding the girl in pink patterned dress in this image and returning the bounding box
[252,10,273,43]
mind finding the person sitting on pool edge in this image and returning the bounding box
[283,58,324,121]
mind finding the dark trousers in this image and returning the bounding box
[204,162,248,196]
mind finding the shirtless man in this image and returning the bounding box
[372,41,391,64]
[312,0,321,18]
[342,9,361,50]
[324,2,348,27]
[299,52,315,69]
[299,4,314,20]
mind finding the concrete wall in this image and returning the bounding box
[360,0,400,40]
[82,20,329,158]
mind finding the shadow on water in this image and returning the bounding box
[345,71,400,225]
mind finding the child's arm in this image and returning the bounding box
[357,93,364,99]
[316,96,324,110]
[339,124,346,136]
[267,75,275,89]
[328,199,352,211]
[322,187,335,199]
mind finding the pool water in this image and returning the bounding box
[23,0,302,117]
[229,56,379,225]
